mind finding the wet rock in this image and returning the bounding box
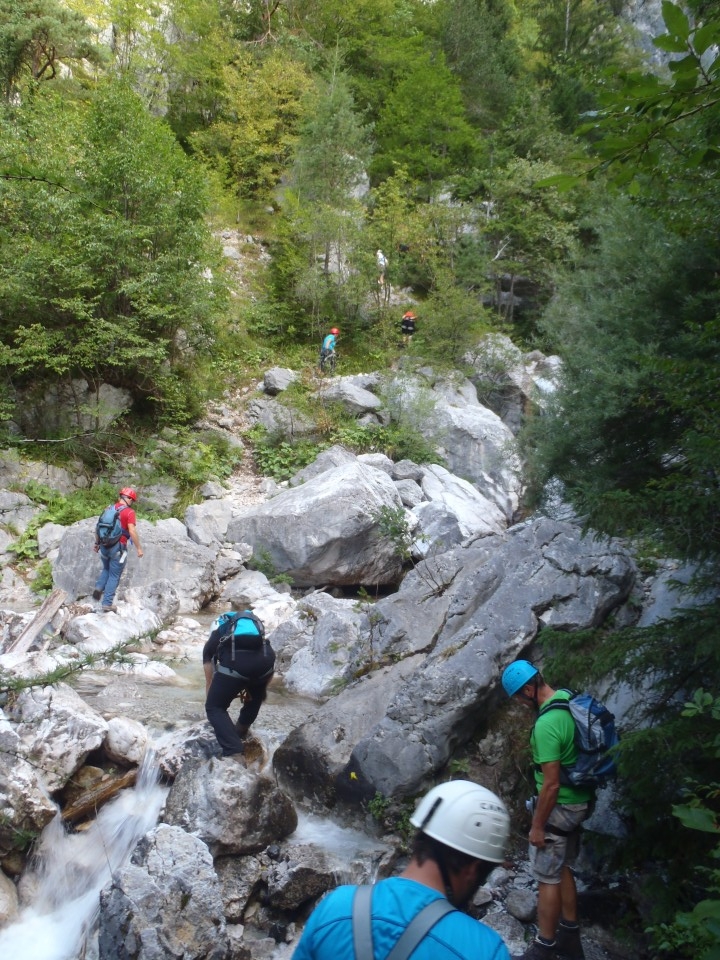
[162,757,298,857]
[98,823,229,960]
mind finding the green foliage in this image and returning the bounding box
[660,690,720,959]
[367,791,391,821]
[374,505,414,563]
[31,559,53,594]
[247,546,294,585]
[371,48,480,191]
[441,0,521,125]
[411,271,493,366]
[575,1,720,199]
[0,0,103,99]
[522,195,720,562]
[248,426,321,482]
[190,47,314,199]
[145,429,243,492]
[0,81,227,434]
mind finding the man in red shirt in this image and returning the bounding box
[93,487,144,612]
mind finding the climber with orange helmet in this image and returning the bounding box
[319,327,340,374]
[92,486,144,613]
[400,310,417,345]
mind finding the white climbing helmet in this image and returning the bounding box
[410,780,510,863]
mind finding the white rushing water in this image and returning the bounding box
[0,752,167,960]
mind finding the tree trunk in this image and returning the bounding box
[4,589,67,655]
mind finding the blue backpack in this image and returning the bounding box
[215,611,265,662]
[96,504,123,547]
[540,690,620,790]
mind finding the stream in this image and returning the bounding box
[0,617,356,960]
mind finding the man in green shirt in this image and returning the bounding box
[502,660,590,960]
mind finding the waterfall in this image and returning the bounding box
[0,752,167,960]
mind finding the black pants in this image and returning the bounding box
[205,654,274,756]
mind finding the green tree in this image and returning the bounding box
[190,46,314,199]
[483,158,579,325]
[272,61,371,335]
[371,49,480,192]
[440,0,522,125]
[524,195,720,561]
[0,0,102,99]
[0,82,226,433]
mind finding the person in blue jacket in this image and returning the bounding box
[319,327,339,373]
[292,780,512,960]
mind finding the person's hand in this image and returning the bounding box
[93,544,99,553]
[529,824,546,848]
[137,548,144,558]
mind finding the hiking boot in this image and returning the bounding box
[101,604,117,613]
[92,589,102,600]
[555,922,585,960]
[514,938,558,960]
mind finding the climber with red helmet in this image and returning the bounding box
[92,486,144,613]
[319,327,340,374]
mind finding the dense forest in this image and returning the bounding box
[2,0,720,956]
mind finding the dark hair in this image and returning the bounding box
[412,832,477,872]
[412,832,495,887]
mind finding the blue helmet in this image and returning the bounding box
[501,660,538,698]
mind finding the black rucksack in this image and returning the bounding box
[214,611,266,663]
[539,690,620,790]
[96,504,123,547]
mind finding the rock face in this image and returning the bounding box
[162,757,298,856]
[53,517,219,612]
[7,683,109,792]
[0,715,57,860]
[274,517,637,801]
[98,824,230,960]
[227,462,404,587]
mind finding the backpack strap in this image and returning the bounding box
[352,885,374,960]
[538,689,575,717]
[351,885,456,960]
[385,898,456,960]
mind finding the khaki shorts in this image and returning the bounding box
[529,803,589,884]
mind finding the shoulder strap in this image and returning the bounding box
[539,689,575,716]
[352,885,374,960]
[351,885,456,960]
[385,898,455,960]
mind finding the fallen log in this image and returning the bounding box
[5,588,68,655]
[61,768,138,824]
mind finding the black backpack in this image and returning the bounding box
[96,504,123,547]
[215,611,266,664]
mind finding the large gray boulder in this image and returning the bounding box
[0,713,56,859]
[226,462,404,587]
[162,757,298,857]
[98,824,229,960]
[271,592,371,697]
[7,682,108,792]
[426,391,522,520]
[316,380,384,416]
[464,334,562,434]
[274,518,637,801]
[53,517,219,613]
[274,655,424,805]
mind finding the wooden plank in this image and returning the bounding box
[5,588,68,655]
[61,769,138,824]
